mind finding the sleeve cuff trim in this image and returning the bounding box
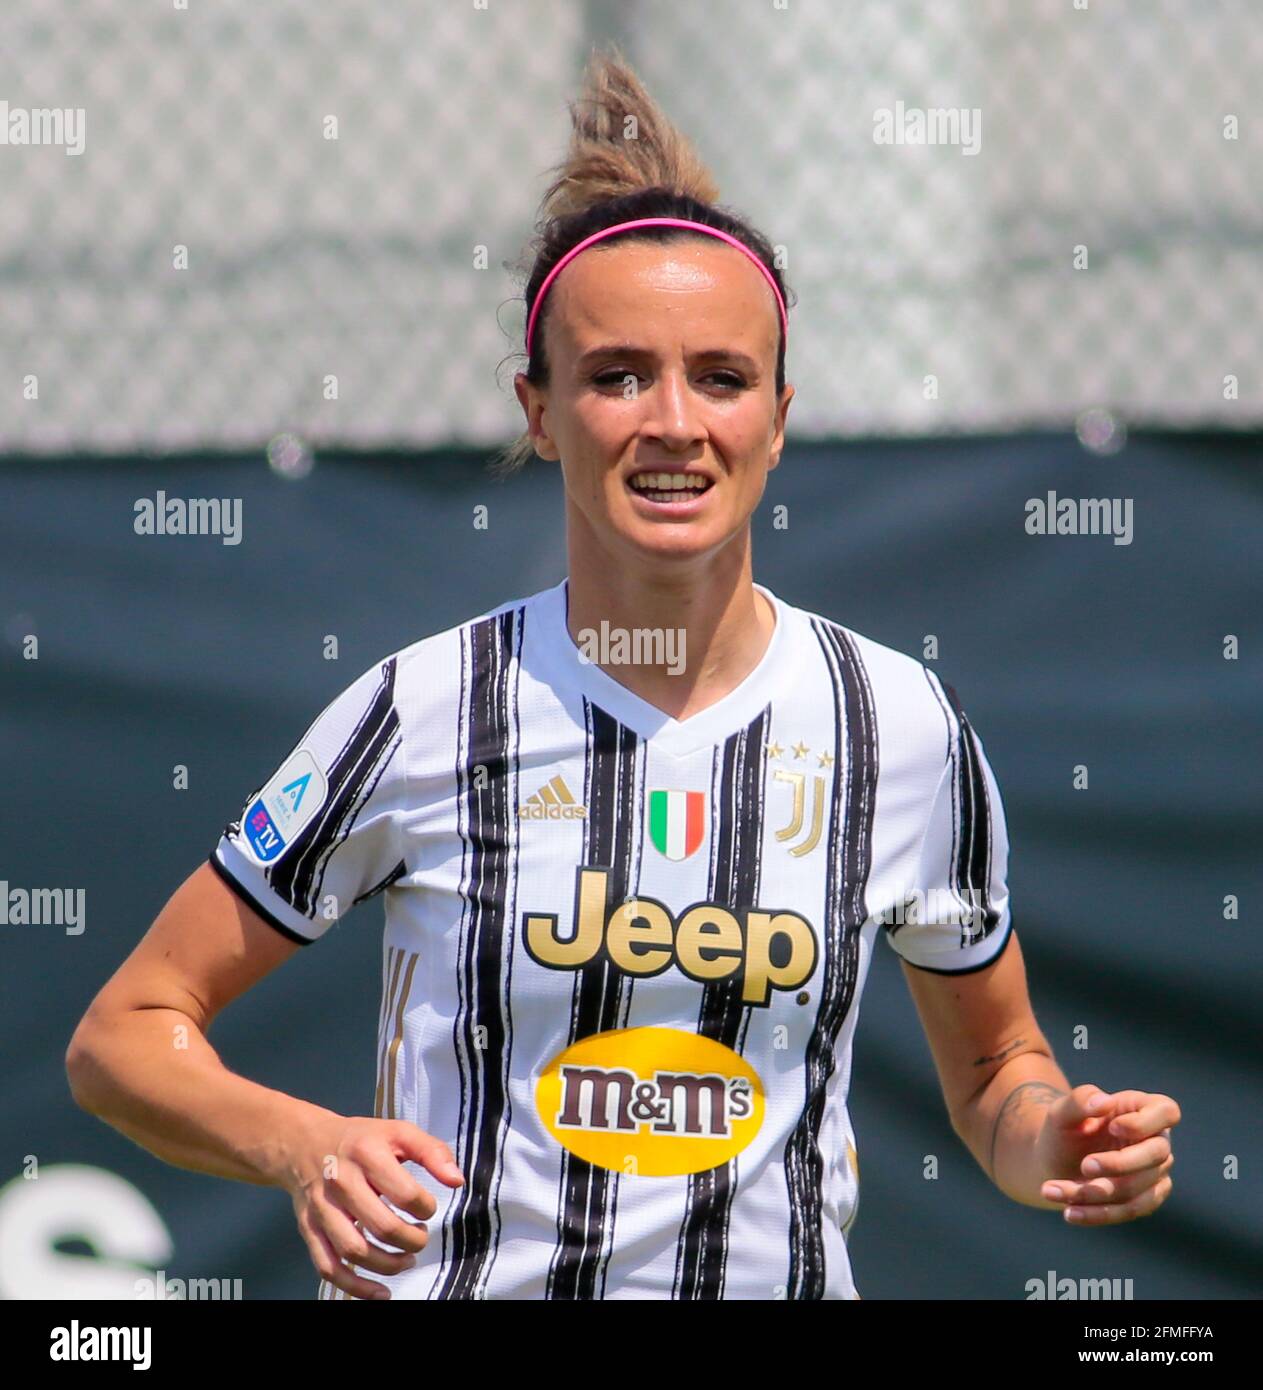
[206,850,317,947]
[892,913,1014,976]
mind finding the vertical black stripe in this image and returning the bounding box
[430,608,522,1299]
[784,622,878,1299]
[594,733,644,1299]
[673,707,770,1300]
[546,701,639,1300]
[940,682,998,941]
[434,622,474,1288]
[268,657,400,916]
[308,727,403,913]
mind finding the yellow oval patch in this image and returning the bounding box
[536,1026,764,1177]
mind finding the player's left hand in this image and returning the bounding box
[1035,1084,1180,1225]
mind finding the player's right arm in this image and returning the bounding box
[64,861,463,1301]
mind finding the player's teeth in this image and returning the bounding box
[629,473,710,491]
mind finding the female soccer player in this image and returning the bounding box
[66,49,1179,1300]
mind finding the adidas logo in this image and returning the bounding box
[519,774,587,820]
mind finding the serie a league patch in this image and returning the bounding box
[241,749,327,865]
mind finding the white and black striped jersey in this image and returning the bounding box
[210,577,1012,1300]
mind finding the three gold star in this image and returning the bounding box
[766,739,835,768]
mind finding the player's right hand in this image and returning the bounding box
[282,1114,465,1300]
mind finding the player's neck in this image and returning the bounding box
[563,542,775,723]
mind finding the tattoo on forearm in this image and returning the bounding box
[973,1037,1027,1068]
[987,1081,1068,1184]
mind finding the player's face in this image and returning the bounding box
[515,238,793,571]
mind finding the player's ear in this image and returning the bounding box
[514,372,559,462]
[767,383,794,473]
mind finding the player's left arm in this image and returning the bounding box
[901,930,1180,1222]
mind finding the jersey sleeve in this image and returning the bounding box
[883,678,1013,974]
[208,656,408,945]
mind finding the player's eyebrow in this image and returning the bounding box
[576,344,760,372]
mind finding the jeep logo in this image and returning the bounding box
[523,866,818,1007]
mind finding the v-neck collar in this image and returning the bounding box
[530,577,791,758]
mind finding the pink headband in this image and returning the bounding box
[525,216,788,357]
